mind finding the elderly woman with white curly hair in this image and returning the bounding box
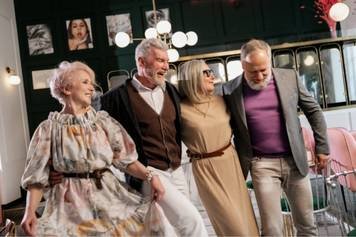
[20,61,174,236]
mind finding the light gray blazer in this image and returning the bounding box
[218,68,329,178]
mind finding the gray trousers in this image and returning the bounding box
[251,157,317,236]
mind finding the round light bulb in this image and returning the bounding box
[156,20,172,34]
[9,75,21,85]
[329,2,350,22]
[171,31,187,48]
[304,55,315,66]
[114,32,130,48]
[145,27,158,39]
[167,48,179,62]
[186,31,198,46]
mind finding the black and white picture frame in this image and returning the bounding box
[145,8,170,27]
[106,13,132,46]
[31,68,54,90]
[26,24,54,56]
[66,18,94,51]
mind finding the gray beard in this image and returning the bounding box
[245,75,272,91]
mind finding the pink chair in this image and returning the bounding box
[327,127,356,191]
[350,130,356,141]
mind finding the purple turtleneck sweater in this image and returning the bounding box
[243,77,291,157]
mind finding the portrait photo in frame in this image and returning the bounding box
[106,13,132,46]
[26,24,54,56]
[145,8,170,27]
[66,18,94,51]
[31,68,55,90]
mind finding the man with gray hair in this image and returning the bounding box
[101,38,207,236]
[217,39,329,236]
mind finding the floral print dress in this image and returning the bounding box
[21,108,170,236]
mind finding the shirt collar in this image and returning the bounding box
[132,74,166,92]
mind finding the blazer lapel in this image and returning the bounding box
[272,68,289,118]
[234,82,248,128]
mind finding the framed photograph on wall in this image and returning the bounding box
[26,24,54,56]
[145,8,170,27]
[106,13,132,46]
[66,18,94,51]
[31,68,54,90]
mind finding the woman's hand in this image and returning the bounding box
[150,175,165,202]
[21,210,38,236]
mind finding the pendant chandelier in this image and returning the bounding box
[114,0,198,62]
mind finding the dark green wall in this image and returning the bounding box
[14,0,330,135]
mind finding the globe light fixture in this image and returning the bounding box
[114,0,198,62]
[115,32,131,48]
[186,31,198,46]
[156,20,172,34]
[329,2,350,22]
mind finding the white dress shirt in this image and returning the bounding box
[131,76,166,115]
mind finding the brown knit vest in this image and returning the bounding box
[127,83,181,170]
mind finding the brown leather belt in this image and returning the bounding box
[63,168,110,190]
[187,143,231,162]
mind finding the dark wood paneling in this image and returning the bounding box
[221,0,262,40]
[181,0,220,45]
[260,0,298,37]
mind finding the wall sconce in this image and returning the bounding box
[5,67,21,85]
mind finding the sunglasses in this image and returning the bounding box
[202,69,215,77]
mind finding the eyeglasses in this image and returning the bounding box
[202,69,214,77]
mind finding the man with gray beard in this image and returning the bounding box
[101,38,207,237]
[216,39,329,236]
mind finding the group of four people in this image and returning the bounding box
[20,37,329,236]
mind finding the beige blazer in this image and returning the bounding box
[218,68,329,178]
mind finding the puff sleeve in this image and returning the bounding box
[21,120,52,190]
[97,111,138,170]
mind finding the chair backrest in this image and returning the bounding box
[327,127,356,191]
[327,170,356,235]
[350,130,356,141]
[130,68,137,78]
[107,69,130,89]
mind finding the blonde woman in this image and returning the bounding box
[178,60,259,236]
[20,61,174,236]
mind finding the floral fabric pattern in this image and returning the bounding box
[21,107,170,236]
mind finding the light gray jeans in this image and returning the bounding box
[251,157,317,236]
[141,166,208,237]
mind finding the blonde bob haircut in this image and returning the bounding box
[178,59,209,104]
[49,61,96,105]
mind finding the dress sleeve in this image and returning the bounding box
[97,111,138,170]
[21,120,52,190]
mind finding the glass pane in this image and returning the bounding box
[320,47,346,105]
[343,44,356,102]
[297,49,323,106]
[273,51,295,69]
[165,68,178,87]
[206,61,225,83]
[226,59,243,81]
